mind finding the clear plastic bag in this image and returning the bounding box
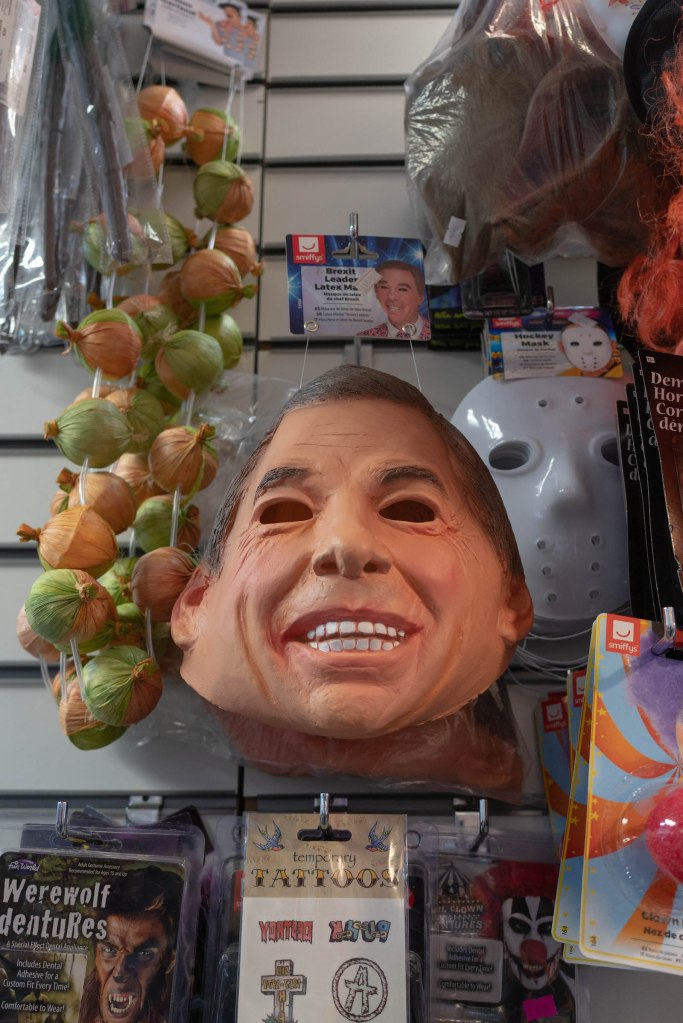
[405,0,665,284]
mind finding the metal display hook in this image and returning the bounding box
[55,800,69,840]
[469,798,490,854]
[332,212,378,261]
[652,606,678,656]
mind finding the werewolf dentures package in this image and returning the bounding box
[0,808,203,1023]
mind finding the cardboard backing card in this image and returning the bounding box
[616,397,657,619]
[235,813,408,1023]
[0,810,204,1023]
[631,362,683,622]
[639,351,683,606]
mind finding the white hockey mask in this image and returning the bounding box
[561,322,613,373]
[452,375,629,632]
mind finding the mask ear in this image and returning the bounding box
[170,565,212,651]
[497,576,534,647]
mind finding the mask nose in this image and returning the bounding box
[537,452,591,517]
[312,505,391,579]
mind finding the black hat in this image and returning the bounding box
[623,0,683,121]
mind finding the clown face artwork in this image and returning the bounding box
[501,894,562,992]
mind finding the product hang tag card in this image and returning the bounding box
[486,306,622,380]
[0,847,188,1023]
[534,691,571,860]
[147,0,265,77]
[237,813,408,1023]
[551,618,599,947]
[580,614,683,974]
[286,234,430,339]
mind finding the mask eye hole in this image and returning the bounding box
[600,437,619,466]
[260,501,313,524]
[380,500,435,522]
[489,440,531,470]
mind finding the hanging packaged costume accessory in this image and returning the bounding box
[404,0,663,285]
[0,803,204,1023]
[219,809,409,1022]
[409,814,575,1022]
[577,614,683,973]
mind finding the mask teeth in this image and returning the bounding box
[305,620,405,641]
[308,637,400,652]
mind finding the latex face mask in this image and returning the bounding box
[173,397,533,741]
[561,323,613,373]
[452,376,629,631]
[502,895,561,991]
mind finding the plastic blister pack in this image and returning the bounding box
[0,803,204,1023]
[404,0,664,284]
[4,0,171,353]
[580,616,683,973]
[203,810,410,1023]
[409,814,575,1023]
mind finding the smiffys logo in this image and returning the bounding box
[291,235,326,264]
[541,696,567,733]
[605,615,641,656]
[8,858,38,874]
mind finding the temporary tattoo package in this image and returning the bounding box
[225,812,409,1023]
[409,817,575,1022]
[285,233,430,339]
[0,806,204,1023]
[580,614,683,974]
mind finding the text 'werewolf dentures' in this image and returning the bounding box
[303,620,406,652]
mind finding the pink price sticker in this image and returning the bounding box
[523,994,557,1021]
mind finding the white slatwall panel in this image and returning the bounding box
[1,453,70,547]
[268,12,451,79]
[265,87,406,160]
[0,353,94,437]
[1,678,240,794]
[261,166,418,246]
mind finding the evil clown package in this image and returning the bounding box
[580,614,683,974]
[0,808,203,1023]
[234,813,408,1023]
[412,820,575,1023]
[285,235,430,339]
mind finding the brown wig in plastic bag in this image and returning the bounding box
[405,0,665,283]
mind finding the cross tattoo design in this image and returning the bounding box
[260,959,307,1023]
